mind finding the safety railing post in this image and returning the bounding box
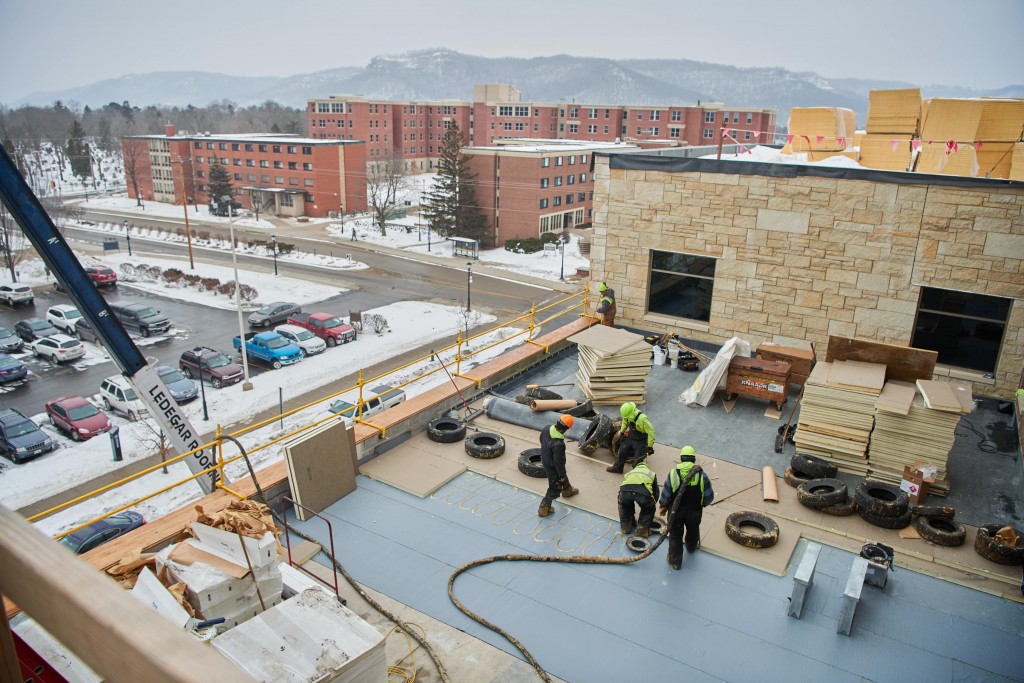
[356,368,364,420]
[583,280,591,316]
[529,301,537,338]
[215,423,224,484]
[456,330,463,375]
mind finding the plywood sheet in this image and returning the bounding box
[568,325,646,355]
[359,447,466,498]
[284,420,357,521]
[875,381,917,415]
[916,379,963,412]
[827,359,886,392]
[825,336,937,383]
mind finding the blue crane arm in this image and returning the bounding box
[0,143,145,376]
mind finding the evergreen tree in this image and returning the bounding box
[424,124,487,245]
[207,162,234,211]
[66,120,92,179]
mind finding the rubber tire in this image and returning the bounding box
[272,359,282,369]
[327,337,337,348]
[857,506,913,530]
[517,449,546,478]
[525,387,562,401]
[102,398,112,411]
[773,433,785,453]
[855,481,909,518]
[911,505,955,518]
[974,524,1024,565]
[466,432,506,459]
[626,537,651,553]
[427,418,466,444]
[181,367,193,379]
[783,466,814,488]
[725,511,780,549]
[916,516,967,547]
[212,377,222,389]
[141,327,150,337]
[514,394,531,405]
[796,478,848,508]
[820,496,857,516]
[563,399,594,418]
[579,414,612,453]
[791,453,838,479]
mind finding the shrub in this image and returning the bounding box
[142,265,162,281]
[183,274,202,288]
[217,281,237,297]
[239,284,258,302]
[162,268,184,284]
[277,242,295,255]
[200,277,220,292]
[119,263,137,280]
[364,313,389,334]
[197,231,210,242]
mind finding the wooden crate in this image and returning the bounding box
[725,356,791,409]
[756,343,816,384]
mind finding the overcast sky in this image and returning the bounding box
[1,0,1021,102]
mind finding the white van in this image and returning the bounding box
[328,384,406,424]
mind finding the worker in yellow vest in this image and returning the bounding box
[658,446,715,570]
[618,460,660,537]
[596,282,616,326]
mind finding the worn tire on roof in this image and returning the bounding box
[517,448,546,478]
[579,414,613,454]
[427,417,466,444]
[855,481,910,518]
[857,506,913,530]
[974,524,1024,565]
[563,399,594,418]
[725,511,780,549]
[796,478,848,508]
[783,466,813,488]
[916,516,966,547]
[525,387,563,401]
[820,496,857,516]
[466,432,506,459]
[791,453,838,479]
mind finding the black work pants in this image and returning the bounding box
[667,507,703,567]
[613,433,645,471]
[541,465,563,507]
[618,489,655,532]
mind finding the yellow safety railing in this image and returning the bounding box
[37,284,593,540]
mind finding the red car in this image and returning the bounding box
[44,396,113,441]
[85,266,118,287]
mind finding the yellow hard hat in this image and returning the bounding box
[598,282,608,292]
[679,445,696,461]
[620,402,636,419]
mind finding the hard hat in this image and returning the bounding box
[679,445,696,461]
[598,282,608,292]
[559,414,574,429]
[620,402,636,419]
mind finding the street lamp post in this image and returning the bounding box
[466,262,473,312]
[224,195,253,391]
[183,195,195,270]
[559,234,566,282]
[271,233,278,276]
[123,220,131,256]
[198,366,209,421]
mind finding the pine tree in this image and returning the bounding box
[66,121,92,179]
[207,162,234,212]
[424,124,488,245]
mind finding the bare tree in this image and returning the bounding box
[0,207,31,281]
[122,137,147,206]
[366,151,407,236]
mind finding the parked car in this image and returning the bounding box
[275,324,327,357]
[47,304,83,334]
[44,396,112,441]
[59,510,145,555]
[232,332,303,369]
[99,375,149,421]
[32,334,86,363]
[74,318,101,344]
[286,312,356,347]
[0,283,34,306]
[178,347,245,388]
[0,354,28,383]
[15,317,59,342]
[156,365,199,404]
[109,302,171,337]
[248,301,301,328]
[0,408,56,464]
[329,384,407,424]
[85,266,118,287]
[0,326,24,353]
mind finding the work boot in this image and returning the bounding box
[605,465,623,474]
[668,556,681,570]
[637,526,651,538]
[621,522,635,535]
[561,485,580,498]
[537,503,553,517]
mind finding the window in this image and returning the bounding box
[578,192,586,202]
[588,108,597,119]
[555,156,563,166]
[219,143,228,150]
[733,112,739,123]
[671,110,681,121]
[651,110,660,120]
[261,175,270,182]
[605,109,611,119]
[567,175,575,185]
[541,158,550,168]
[233,173,242,181]
[637,127,642,135]
[553,196,561,207]
[288,162,297,170]
[196,170,205,178]
[499,105,513,116]
[569,107,579,118]
[540,198,548,209]
[670,128,681,138]
[588,124,597,133]
[580,173,587,182]
[566,194,574,205]
[534,124,539,131]
[704,111,716,123]
[648,251,716,323]
[289,177,299,186]
[568,155,575,164]
[247,174,256,181]
[580,155,587,164]
[745,131,752,140]
[260,160,269,168]
[196,156,204,163]
[569,124,578,133]
[273,145,282,153]
[515,122,524,131]
[244,159,254,167]
[259,145,268,152]
[912,288,1011,373]
[194,142,202,149]
[540,178,549,188]
[650,128,659,136]
[275,176,284,184]
[554,176,562,187]
[747,112,753,124]
[504,122,512,130]
[231,143,240,151]
[304,179,314,187]
[303,163,313,170]
[207,142,215,150]
[704,128,714,139]
[281,194,293,206]
[274,161,283,169]
[515,106,529,116]
[302,146,312,154]
[287,146,297,154]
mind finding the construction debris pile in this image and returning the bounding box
[569,325,652,405]
[784,89,1024,179]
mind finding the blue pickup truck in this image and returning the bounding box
[232,331,303,369]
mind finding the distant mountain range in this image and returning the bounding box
[11,49,1023,125]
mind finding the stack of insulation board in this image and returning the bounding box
[786,107,857,154]
[975,99,1024,179]
[568,325,651,405]
[793,360,884,476]
[1012,143,1024,181]
[915,98,984,175]
[868,379,973,496]
[860,88,921,171]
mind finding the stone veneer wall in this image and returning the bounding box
[590,156,1024,398]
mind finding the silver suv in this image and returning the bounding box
[0,283,34,306]
[99,375,149,421]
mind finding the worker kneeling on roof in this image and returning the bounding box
[537,414,579,517]
[659,446,714,570]
[618,459,660,538]
[607,402,655,474]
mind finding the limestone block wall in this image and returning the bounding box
[590,156,1024,397]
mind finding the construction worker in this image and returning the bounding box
[595,282,616,326]
[658,446,715,570]
[606,401,655,474]
[538,414,579,517]
[618,460,660,537]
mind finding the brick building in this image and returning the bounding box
[589,150,1024,398]
[122,125,367,218]
[307,84,775,173]
[463,140,638,245]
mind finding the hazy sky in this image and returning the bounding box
[1,0,1021,101]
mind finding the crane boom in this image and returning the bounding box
[0,143,220,494]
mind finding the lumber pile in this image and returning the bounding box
[567,325,651,405]
[868,379,973,496]
[793,360,884,476]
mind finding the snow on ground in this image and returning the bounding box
[83,196,279,230]
[707,144,864,168]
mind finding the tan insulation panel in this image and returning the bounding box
[975,98,1024,142]
[1009,142,1024,181]
[914,144,979,177]
[866,88,922,134]
[859,133,913,171]
[920,98,984,142]
[976,142,1015,179]
[788,107,856,151]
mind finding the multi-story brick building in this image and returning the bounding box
[122,125,367,218]
[463,139,638,245]
[307,84,775,173]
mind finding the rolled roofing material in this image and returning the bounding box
[529,399,578,412]
[762,466,779,502]
[484,396,591,442]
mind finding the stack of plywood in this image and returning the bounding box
[868,379,973,495]
[793,360,884,476]
[787,107,857,153]
[568,325,651,405]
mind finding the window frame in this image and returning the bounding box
[646,250,717,323]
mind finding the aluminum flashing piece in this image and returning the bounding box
[789,542,822,619]
[838,556,869,636]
